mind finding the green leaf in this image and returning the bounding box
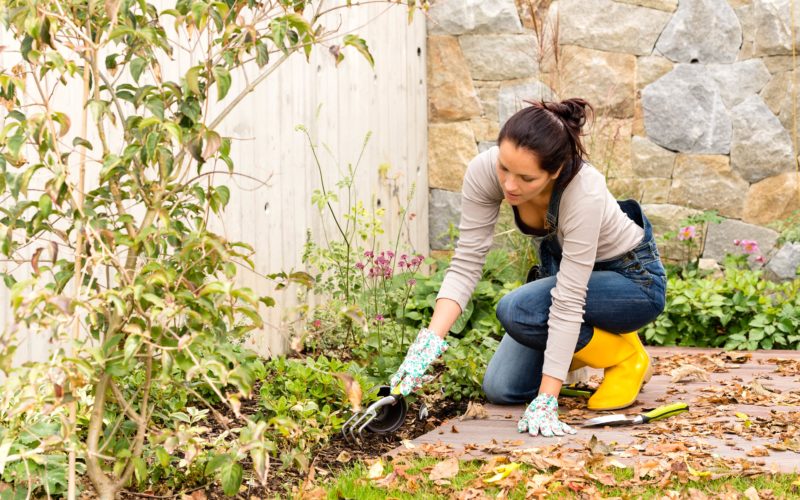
[212,66,231,101]
[130,57,147,83]
[38,194,52,218]
[220,461,243,496]
[156,447,171,468]
[205,453,231,474]
[123,334,142,363]
[343,35,374,68]
[255,41,269,68]
[186,66,202,95]
[72,136,93,150]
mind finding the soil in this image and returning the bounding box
[118,391,469,500]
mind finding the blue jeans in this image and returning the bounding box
[482,200,667,404]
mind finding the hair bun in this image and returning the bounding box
[546,98,591,130]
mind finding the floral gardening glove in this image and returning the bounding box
[389,328,448,396]
[518,393,577,437]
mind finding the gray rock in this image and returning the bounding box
[427,0,523,36]
[429,189,462,250]
[642,65,732,154]
[656,0,742,63]
[631,136,676,178]
[707,59,772,107]
[753,0,800,56]
[614,0,677,12]
[735,4,756,60]
[478,141,495,153]
[730,95,794,184]
[497,81,557,126]
[558,0,672,55]
[765,243,800,281]
[702,218,779,262]
[636,55,674,90]
[669,154,748,218]
[459,35,539,81]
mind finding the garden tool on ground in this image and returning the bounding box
[342,385,408,445]
[582,402,689,427]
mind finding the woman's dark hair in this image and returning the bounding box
[497,98,594,189]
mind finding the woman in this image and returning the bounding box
[390,98,667,437]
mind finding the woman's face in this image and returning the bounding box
[496,140,560,206]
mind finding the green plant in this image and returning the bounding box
[769,209,800,245]
[643,268,800,350]
[0,0,421,497]
[659,211,723,275]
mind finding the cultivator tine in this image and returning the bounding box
[342,395,397,445]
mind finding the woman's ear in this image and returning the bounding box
[552,165,564,179]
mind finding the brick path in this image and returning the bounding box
[393,347,800,473]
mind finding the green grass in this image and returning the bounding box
[317,457,800,499]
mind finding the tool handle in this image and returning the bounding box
[559,387,594,398]
[641,402,689,423]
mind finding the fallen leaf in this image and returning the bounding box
[333,372,363,411]
[451,425,459,433]
[335,450,352,463]
[746,447,770,457]
[670,364,710,383]
[588,435,614,455]
[401,439,416,449]
[373,471,397,488]
[484,462,520,483]
[367,460,384,479]
[743,486,760,500]
[461,401,489,420]
[429,457,460,481]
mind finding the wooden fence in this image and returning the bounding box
[0,2,428,363]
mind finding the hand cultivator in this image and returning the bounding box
[342,386,408,444]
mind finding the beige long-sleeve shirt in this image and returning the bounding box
[436,146,644,381]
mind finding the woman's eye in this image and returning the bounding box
[522,177,535,182]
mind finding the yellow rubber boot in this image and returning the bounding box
[572,328,653,410]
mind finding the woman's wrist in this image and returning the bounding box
[538,374,563,397]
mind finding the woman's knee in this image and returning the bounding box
[495,293,515,330]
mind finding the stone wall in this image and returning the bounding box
[426,0,800,270]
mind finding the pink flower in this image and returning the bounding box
[375,314,384,323]
[677,226,696,241]
[407,279,417,286]
[355,262,365,270]
[733,239,741,246]
[754,255,766,264]
[312,319,322,329]
[364,250,374,258]
[740,239,760,255]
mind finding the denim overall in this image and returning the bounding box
[482,180,667,404]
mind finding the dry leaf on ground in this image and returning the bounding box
[366,459,384,479]
[333,372,363,411]
[429,457,460,481]
[461,401,489,420]
[670,364,710,383]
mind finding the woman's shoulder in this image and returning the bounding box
[564,162,607,198]
[462,146,503,201]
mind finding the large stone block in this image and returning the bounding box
[760,70,790,115]
[428,122,479,192]
[428,36,482,122]
[559,46,636,119]
[656,0,742,63]
[730,95,794,184]
[631,135,676,178]
[497,81,557,126]
[753,0,800,56]
[707,59,772,107]
[735,4,756,60]
[702,218,779,262]
[775,77,800,141]
[641,203,703,262]
[428,0,523,36]
[429,189,463,250]
[459,34,539,81]
[469,117,500,142]
[762,55,796,73]
[587,118,633,178]
[608,178,671,203]
[558,0,672,55]
[765,243,800,281]
[669,154,748,218]
[642,65,732,154]
[636,56,674,90]
[743,172,800,225]
[475,82,501,121]
[614,0,678,12]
